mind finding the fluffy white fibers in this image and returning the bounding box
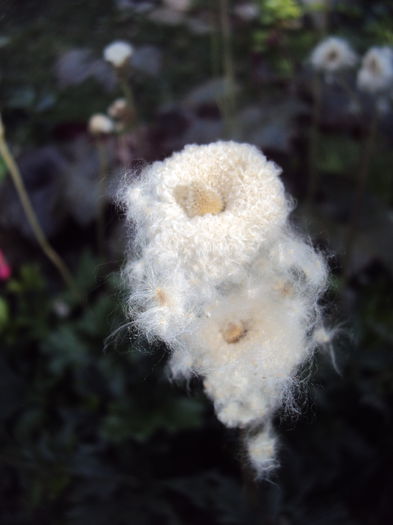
[310,36,357,73]
[120,141,328,477]
[122,141,289,286]
[357,46,393,94]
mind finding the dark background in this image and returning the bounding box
[1,1,393,523]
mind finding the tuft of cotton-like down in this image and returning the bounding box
[121,141,329,478]
[310,36,357,73]
[357,46,393,94]
[103,40,134,68]
[245,426,278,478]
[121,141,290,288]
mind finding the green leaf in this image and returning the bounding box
[0,297,9,329]
[0,155,8,183]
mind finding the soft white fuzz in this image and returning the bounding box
[103,41,134,68]
[310,36,357,73]
[108,98,128,119]
[88,114,114,135]
[246,426,278,478]
[122,142,289,287]
[357,47,393,94]
[121,141,328,477]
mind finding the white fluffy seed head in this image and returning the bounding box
[88,114,114,136]
[178,275,319,430]
[122,141,290,286]
[357,47,393,94]
[103,40,134,68]
[121,140,329,477]
[310,36,357,73]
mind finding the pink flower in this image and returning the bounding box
[0,250,11,281]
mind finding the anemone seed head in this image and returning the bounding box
[357,46,393,93]
[310,36,357,73]
[88,114,114,136]
[122,141,289,285]
[121,140,329,477]
[103,40,134,68]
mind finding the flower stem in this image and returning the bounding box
[0,116,79,297]
[306,72,322,209]
[343,107,378,281]
[117,69,137,125]
[219,0,237,138]
[96,138,108,258]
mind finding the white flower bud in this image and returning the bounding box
[88,114,114,136]
[310,36,357,73]
[357,46,393,94]
[103,40,134,68]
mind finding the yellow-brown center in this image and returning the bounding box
[155,288,167,306]
[368,57,381,75]
[327,49,339,62]
[221,321,246,344]
[174,183,225,218]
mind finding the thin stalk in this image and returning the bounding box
[323,0,332,36]
[117,69,137,125]
[219,0,237,138]
[96,138,108,258]
[210,6,221,80]
[343,108,378,281]
[0,116,78,296]
[306,72,322,209]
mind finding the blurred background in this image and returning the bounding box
[1,0,393,523]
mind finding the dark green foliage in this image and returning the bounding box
[1,0,393,523]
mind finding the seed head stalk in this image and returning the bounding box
[219,0,237,138]
[95,137,109,258]
[0,115,78,297]
[343,106,378,282]
[306,72,322,209]
[116,68,138,128]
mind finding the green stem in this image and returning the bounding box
[117,69,137,125]
[306,73,322,209]
[0,116,79,297]
[219,0,237,138]
[96,139,109,258]
[343,108,378,281]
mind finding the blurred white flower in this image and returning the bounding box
[234,3,260,21]
[310,36,357,73]
[107,98,128,119]
[163,0,192,11]
[88,114,114,135]
[357,46,393,94]
[103,40,134,68]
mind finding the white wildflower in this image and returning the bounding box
[310,36,357,73]
[234,3,260,21]
[357,46,393,94]
[88,114,114,135]
[103,40,134,68]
